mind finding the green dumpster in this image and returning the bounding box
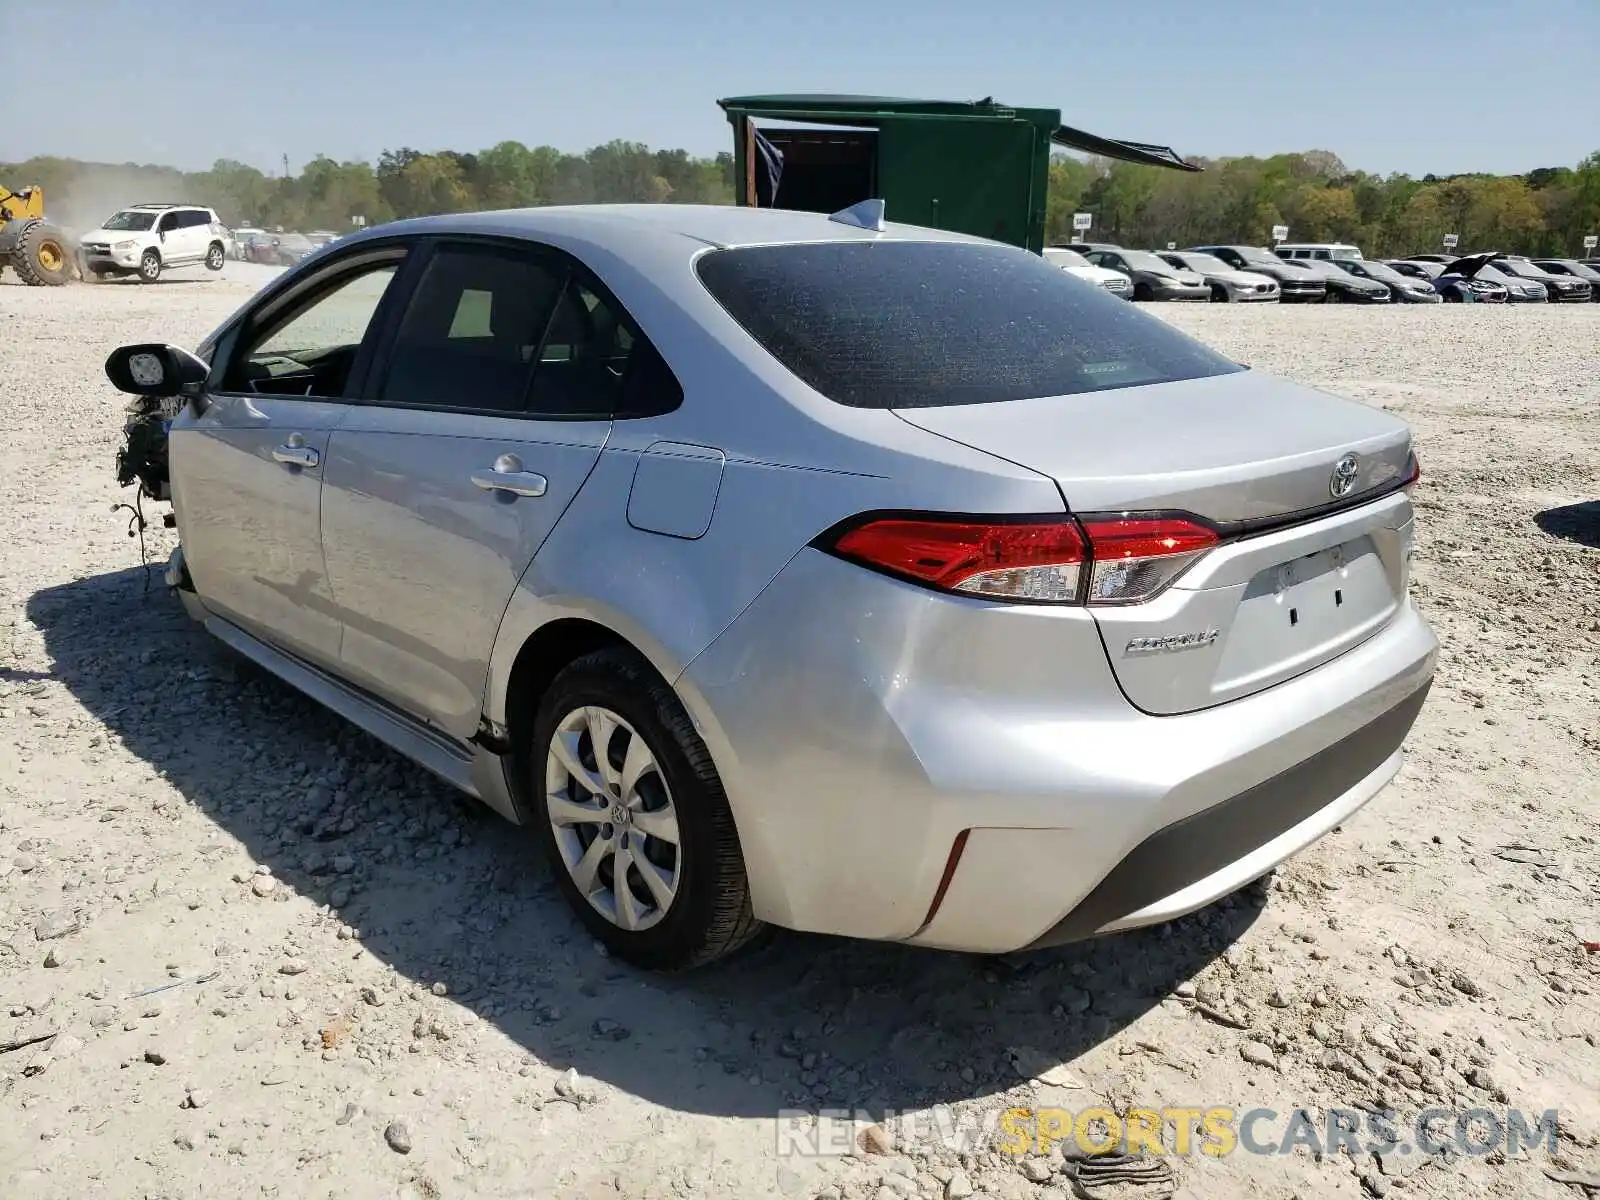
[719,94,1200,254]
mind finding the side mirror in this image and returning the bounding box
[105,343,210,397]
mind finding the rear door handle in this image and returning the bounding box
[272,434,319,469]
[471,454,547,498]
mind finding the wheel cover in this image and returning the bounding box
[545,705,681,932]
[38,240,64,271]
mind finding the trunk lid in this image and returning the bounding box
[894,370,1417,714]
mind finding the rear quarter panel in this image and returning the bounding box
[482,420,1064,730]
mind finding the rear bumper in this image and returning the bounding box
[676,549,1438,953]
[1022,680,1426,948]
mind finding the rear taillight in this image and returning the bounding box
[832,518,1087,602]
[1079,516,1219,605]
[1402,452,1421,493]
[823,513,1218,606]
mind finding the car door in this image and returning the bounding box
[319,238,633,740]
[171,210,202,263]
[153,211,181,263]
[172,246,411,667]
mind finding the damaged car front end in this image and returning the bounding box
[110,340,217,596]
[115,395,180,503]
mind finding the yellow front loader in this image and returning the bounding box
[0,186,72,286]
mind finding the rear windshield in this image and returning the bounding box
[695,241,1244,409]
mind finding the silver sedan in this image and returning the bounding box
[106,204,1438,969]
[1159,251,1281,301]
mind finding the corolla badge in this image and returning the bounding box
[1125,629,1220,655]
[1329,453,1361,499]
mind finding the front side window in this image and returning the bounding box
[223,259,404,397]
[696,241,1244,409]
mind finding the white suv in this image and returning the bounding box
[79,204,230,283]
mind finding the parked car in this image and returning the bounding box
[1405,254,1461,264]
[1185,245,1328,302]
[1333,258,1441,303]
[1440,255,1547,302]
[1384,259,1507,303]
[1532,259,1600,299]
[1157,251,1280,302]
[1042,246,1134,299]
[1529,254,1600,297]
[77,203,229,283]
[1286,259,1391,303]
[240,234,281,265]
[1080,245,1210,301]
[102,203,1437,969]
[272,233,318,265]
[1492,257,1592,302]
[230,226,266,260]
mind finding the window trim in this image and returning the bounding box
[209,241,416,403]
[356,233,683,423]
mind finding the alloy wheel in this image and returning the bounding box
[544,705,681,932]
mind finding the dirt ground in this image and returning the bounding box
[1,268,1597,1200]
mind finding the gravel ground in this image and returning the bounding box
[1,271,1598,1200]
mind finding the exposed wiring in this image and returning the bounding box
[111,492,153,592]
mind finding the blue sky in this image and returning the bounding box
[11,0,1598,177]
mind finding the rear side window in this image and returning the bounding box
[695,242,1243,409]
[378,246,565,413]
[525,275,684,420]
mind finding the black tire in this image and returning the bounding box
[138,249,162,283]
[1133,282,1154,302]
[204,242,225,271]
[1323,288,1341,304]
[1210,283,1229,303]
[9,221,72,287]
[528,647,762,970]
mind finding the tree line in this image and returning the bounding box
[6,139,1598,258]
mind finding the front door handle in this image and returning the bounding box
[272,433,319,469]
[471,453,547,498]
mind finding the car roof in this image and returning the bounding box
[126,202,210,211]
[335,204,995,254]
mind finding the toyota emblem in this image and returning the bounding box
[1329,453,1361,499]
